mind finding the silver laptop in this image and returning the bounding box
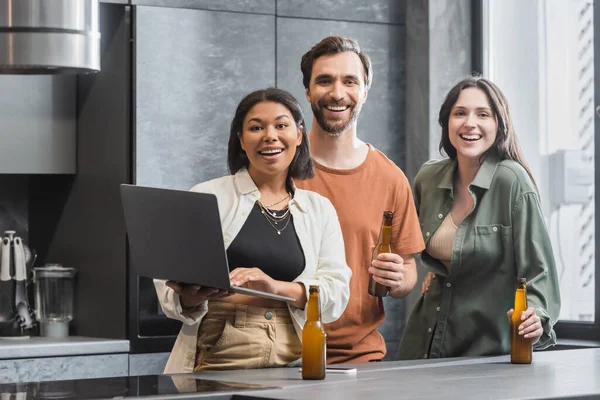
[120,184,295,302]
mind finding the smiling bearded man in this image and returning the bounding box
[294,36,425,364]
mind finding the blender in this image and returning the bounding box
[33,264,77,338]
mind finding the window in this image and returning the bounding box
[480,0,599,339]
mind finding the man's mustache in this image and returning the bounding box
[317,99,356,108]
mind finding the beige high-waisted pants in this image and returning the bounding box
[194,301,301,371]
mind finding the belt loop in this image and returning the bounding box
[235,304,247,328]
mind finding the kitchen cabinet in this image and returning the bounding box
[0,336,129,383]
[0,75,76,174]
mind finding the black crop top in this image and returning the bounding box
[226,202,305,282]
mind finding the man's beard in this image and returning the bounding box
[311,99,361,137]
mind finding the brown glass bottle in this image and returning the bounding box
[368,211,394,297]
[302,285,326,380]
[510,277,532,364]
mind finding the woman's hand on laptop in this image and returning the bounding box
[229,267,279,294]
[229,267,307,309]
[165,281,229,310]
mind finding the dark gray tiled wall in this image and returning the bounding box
[276,17,405,168]
[379,297,405,359]
[135,6,276,189]
[403,0,472,320]
[277,0,405,24]
[0,79,35,243]
[131,0,275,14]
[405,0,430,181]
[0,177,28,242]
[405,0,471,180]
[428,0,472,154]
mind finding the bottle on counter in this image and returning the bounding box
[510,277,532,364]
[368,211,394,297]
[302,285,326,380]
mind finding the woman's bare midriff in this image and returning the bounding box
[217,293,288,308]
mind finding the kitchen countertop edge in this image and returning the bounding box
[0,336,130,359]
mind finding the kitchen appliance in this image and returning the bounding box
[0,0,101,74]
[0,231,37,338]
[33,264,77,338]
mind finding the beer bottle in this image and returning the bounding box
[368,211,394,297]
[302,285,326,380]
[510,277,532,364]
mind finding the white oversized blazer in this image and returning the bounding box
[154,168,352,374]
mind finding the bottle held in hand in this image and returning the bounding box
[368,211,394,297]
[510,277,532,364]
[302,285,326,380]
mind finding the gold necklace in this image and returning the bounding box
[256,201,291,235]
[262,193,290,208]
[258,200,290,220]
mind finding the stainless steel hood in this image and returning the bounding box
[0,0,101,74]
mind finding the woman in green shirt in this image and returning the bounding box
[397,76,561,359]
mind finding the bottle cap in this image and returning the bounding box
[383,211,394,218]
[517,277,527,284]
[309,285,320,293]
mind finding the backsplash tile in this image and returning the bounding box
[0,176,28,242]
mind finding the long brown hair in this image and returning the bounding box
[438,76,538,190]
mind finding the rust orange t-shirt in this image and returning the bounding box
[296,144,425,364]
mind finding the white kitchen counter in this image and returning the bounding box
[0,336,129,359]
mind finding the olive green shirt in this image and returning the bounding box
[397,153,561,360]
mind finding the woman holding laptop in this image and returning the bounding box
[154,88,351,373]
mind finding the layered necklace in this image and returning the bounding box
[257,193,292,235]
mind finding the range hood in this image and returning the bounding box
[0,0,101,74]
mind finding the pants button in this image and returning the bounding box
[264,311,273,320]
